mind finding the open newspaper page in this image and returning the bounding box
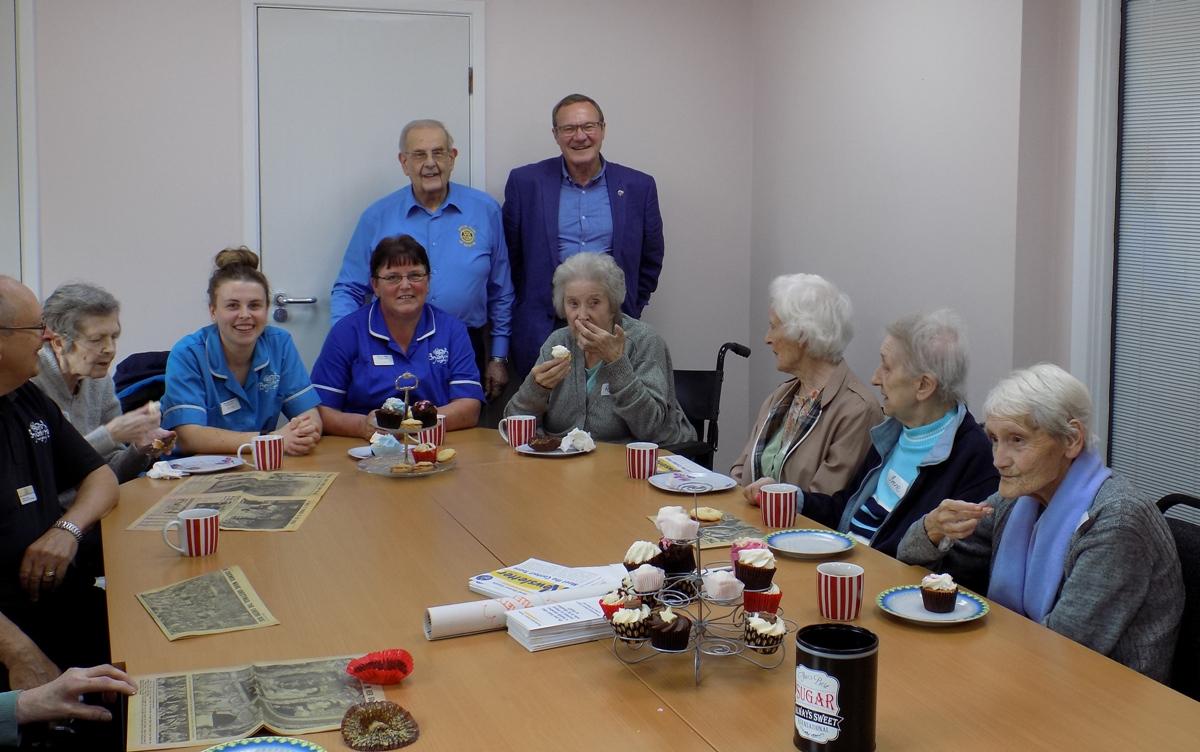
[128,471,336,532]
[136,566,279,641]
[127,656,384,751]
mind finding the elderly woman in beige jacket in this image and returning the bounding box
[732,274,880,502]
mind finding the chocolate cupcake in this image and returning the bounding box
[734,548,777,590]
[744,612,786,654]
[920,573,958,613]
[611,604,652,641]
[659,539,697,575]
[649,606,692,651]
[375,399,406,429]
[624,540,666,571]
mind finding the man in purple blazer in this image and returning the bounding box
[503,94,665,377]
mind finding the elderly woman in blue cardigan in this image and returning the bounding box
[898,364,1183,682]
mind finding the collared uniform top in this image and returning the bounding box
[329,182,514,359]
[311,300,484,415]
[557,158,613,261]
[160,325,321,434]
[0,383,104,607]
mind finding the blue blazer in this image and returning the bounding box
[502,157,665,376]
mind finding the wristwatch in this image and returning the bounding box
[489,356,508,364]
[53,519,85,542]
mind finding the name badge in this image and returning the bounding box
[885,468,909,498]
[17,485,37,506]
[219,397,241,416]
[600,383,611,396]
[373,354,395,366]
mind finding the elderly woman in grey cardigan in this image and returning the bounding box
[32,283,172,496]
[898,364,1182,682]
[504,252,695,445]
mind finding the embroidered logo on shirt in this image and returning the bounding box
[458,225,477,247]
[259,373,280,392]
[28,420,50,444]
[430,347,449,365]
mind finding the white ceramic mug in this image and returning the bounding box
[498,415,536,450]
[163,508,220,557]
[237,434,283,470]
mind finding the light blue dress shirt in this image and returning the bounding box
[557,159,613,262]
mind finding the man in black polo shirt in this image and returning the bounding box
[0,276,118,693]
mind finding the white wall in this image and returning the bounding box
[27,0,1086,470]
[748,0,1022,417]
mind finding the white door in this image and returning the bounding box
[253,4,474,366]
[0,0,19,278]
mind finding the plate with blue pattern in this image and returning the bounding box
[876,585,989,626]
[766,529,855,559]
[648,471,737,494]
[202,737,327,752]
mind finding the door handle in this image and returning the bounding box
[272,292,318,322]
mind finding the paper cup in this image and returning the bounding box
[498,415,536,450]
[237,434,283,470]
[419,414,447,446]
[162,508,220,557]
[626,442,659,479]
[816,562,865,621]
[760,483,798,528]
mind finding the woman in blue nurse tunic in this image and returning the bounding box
[160,248,323,455]
[311,234,484,441]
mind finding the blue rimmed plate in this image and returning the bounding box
[766,529,855,559]
[876,585,989,626]
[202,737,327,752]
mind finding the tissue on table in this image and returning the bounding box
[147,461,186,479]
[559,427,595,452]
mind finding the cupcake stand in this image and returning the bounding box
[610,486,797,685]
[358,373,454,478]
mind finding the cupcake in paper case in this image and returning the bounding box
[623,540,666,571]
[734,548,777,590]
[729,536,769,567]
[599,591,641,621]
[649,606,693,651]
[376,397,408,429]
[611,604,652,640]
[742,583,782,614]
[658,538,698,575]
[658,513,700,541]
[744,612,786,654]
[655,505,689,528]
[920,572,958,613]
[702,570,745,602]
[630,564,666,599]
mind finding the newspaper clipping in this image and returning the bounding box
[128,471,337,532]
[136,566,279,641]
[126,655,385,751]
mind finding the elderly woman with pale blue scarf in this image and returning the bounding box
[898,364,1183,682]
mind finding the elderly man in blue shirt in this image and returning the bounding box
[331,119,514,400]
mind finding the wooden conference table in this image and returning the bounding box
[104,430,1200,751]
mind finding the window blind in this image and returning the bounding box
[1110,0,1200,499]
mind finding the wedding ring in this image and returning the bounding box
[43,571,56,579]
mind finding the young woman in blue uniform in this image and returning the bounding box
[160,248,322,455]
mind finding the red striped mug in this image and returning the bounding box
[626,442,659,479]
[163,508,220,557]
[237,434,283,470]
[498,415,536,451]
[816,562,865,621]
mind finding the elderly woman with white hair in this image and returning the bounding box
[504,252,695,444]
[732,273,881,496]
[32,283,173,492]
[898,364,1183,682]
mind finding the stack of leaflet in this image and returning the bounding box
[468,558,626,599]
[506,597,612,652]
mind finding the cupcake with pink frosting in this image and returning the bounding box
[729,536,769,566]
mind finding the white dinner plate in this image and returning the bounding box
[202,738,327,752]
[766,529,855,559]
[167,455,244,474]
[876,585,989,626]
[648,471,738,494]
[515,444,592,457]
[347,446,373,460]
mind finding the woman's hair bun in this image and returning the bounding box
[215,246,260,270]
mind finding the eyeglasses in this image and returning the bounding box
[373,272,429,285]
[554,121,604,137]
[0,320,46,334]
[404,149,451,163]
